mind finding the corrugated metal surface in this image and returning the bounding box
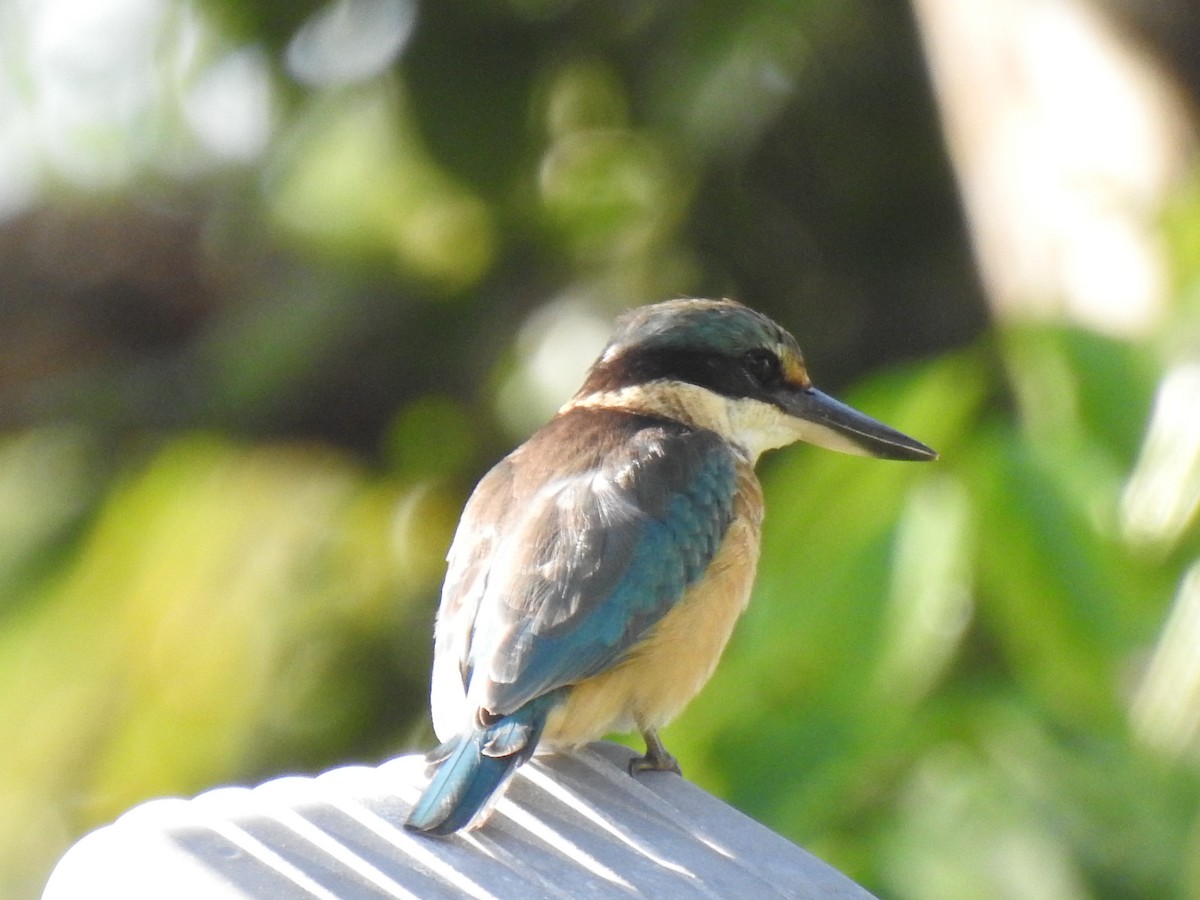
[43,741,876,899]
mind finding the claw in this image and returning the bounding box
[628,727,682,776]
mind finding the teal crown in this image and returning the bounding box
[604,299,801,360]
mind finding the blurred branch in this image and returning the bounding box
[912,0,1195,335]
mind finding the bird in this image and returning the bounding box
[404,298,936,835]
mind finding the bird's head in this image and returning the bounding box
[567,298,937,463]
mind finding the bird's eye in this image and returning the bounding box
[742,349,782,387]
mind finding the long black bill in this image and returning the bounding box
[781,387,937,461]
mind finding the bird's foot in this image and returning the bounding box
[628,727,682,776]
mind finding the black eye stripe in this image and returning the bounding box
[580,346,786,401]
[741,349,782,387]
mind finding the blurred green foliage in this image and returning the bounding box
[1,1,1199,898]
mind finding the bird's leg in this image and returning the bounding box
[629,726,682,776]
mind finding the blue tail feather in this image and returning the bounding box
[404,732,518,835]
[405,698,555,836]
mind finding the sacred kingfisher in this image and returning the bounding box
[406,298,936,835]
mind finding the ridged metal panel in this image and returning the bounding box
[44,742,876,899]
